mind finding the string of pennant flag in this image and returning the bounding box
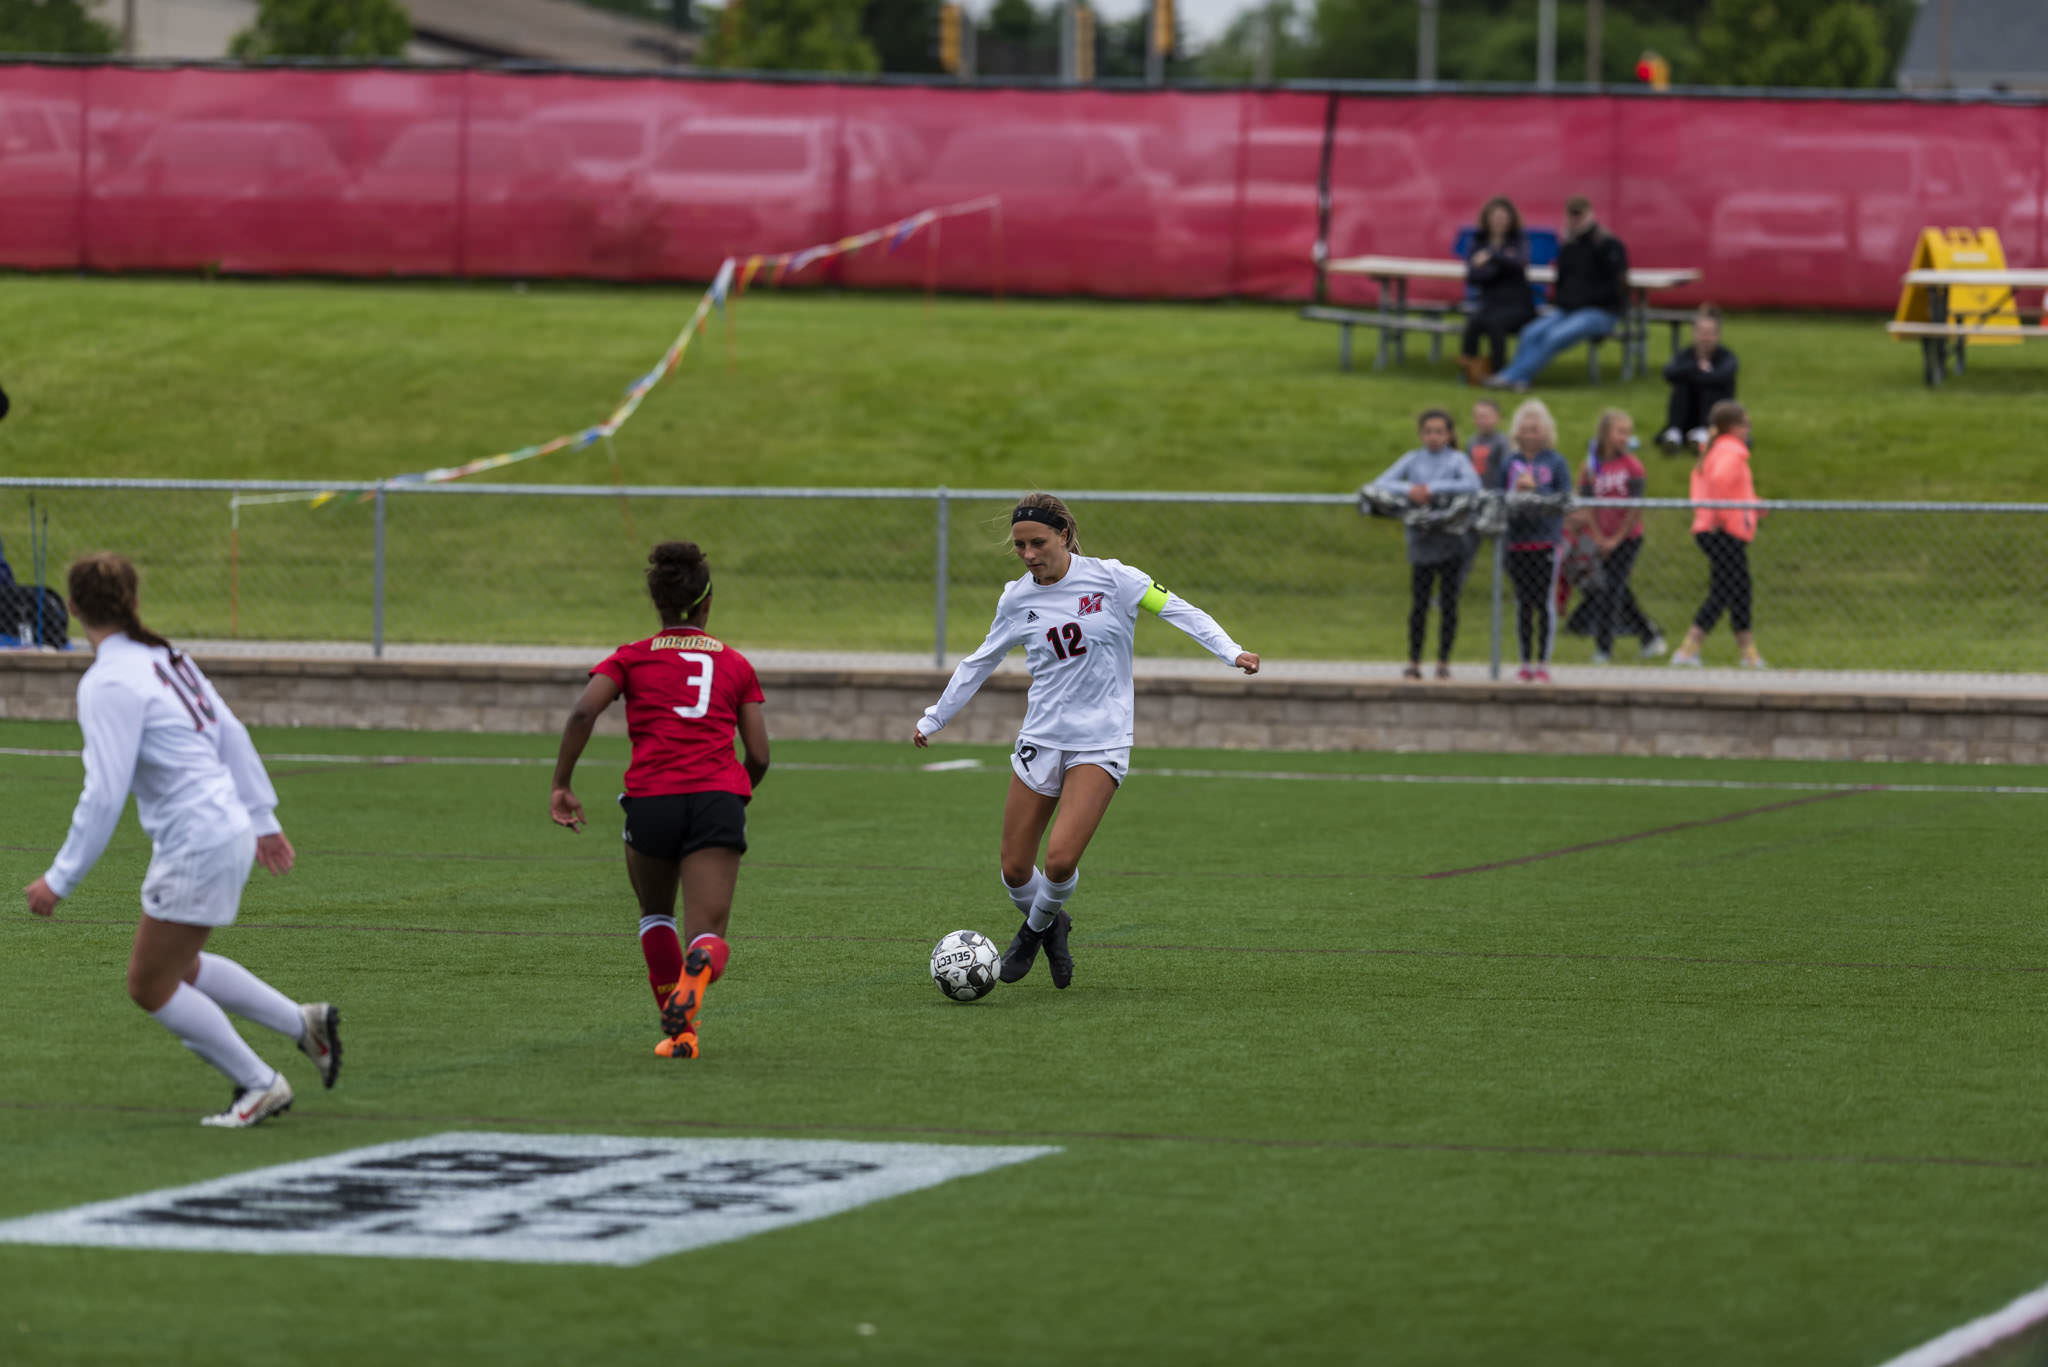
[228,195,1002,516]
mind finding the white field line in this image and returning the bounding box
[1874,1286,2048,1367]
[5,748,2047,796]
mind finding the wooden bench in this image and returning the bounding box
[1887,319,2048,387]
[1301,305,1465,372]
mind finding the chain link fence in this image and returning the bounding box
[2,479,2044,679]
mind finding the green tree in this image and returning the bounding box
[1292,0,1698,84]
[862,0,942,73]
[229,0,412,60]
[984,0,1042,42]
[698,0,879,72]
[1091,7,1193,79]
[1697,0,1894,88]
[0,0,116,54]
[1197,0,1313,82]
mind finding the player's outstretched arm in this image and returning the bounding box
[916,598,1023,747]
[551,674,621,833]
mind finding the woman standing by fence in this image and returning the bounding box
[1670,401,1766,669]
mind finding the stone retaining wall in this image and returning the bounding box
[6,652,2046,765]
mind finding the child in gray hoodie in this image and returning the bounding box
[1371,409,1482,679]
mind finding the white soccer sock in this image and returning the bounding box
[1027,871,1078,933]
[1003,868,1045,918]
[192,952,304,1039]
[151,982,277,1092]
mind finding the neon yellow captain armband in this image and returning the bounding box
[1139,581,1171,615]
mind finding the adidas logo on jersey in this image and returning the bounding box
[1026,611,1039,621]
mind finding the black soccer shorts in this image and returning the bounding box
[617,791,749,860]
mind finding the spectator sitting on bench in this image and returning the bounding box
[1485,195,1628,394]
[1658,304,1738,455]
[0,528,68,649]
[1459,196,1536,386]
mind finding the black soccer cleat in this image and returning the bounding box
[998,918,1046,984]
[1042,910,1074,990]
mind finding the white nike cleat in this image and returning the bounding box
[200,1072,294,1129]
[297,1002,342,1089]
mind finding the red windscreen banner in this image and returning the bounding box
[1,66,2042,310]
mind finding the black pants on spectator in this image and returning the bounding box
[1506,546,1556,664]
[1408,556,1467,662]
[1461,306,1532,371]
[1665,385,1713,438]
[1590,537,1651,652]
[1692,531,1752,634]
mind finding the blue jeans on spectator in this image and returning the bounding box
[1496,308,1619,385]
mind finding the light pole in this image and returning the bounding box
[1536,0,1555,88]
[1417,0,1437,85]
[1585,0,1602,87]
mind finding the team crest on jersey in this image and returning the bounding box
[1076,593,1105,616]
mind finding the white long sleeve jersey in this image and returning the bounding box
[43,634,281,899]
[917,556,1245,750]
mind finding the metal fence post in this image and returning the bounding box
[934,485,950,667]
[1489,531,1504,681]
[372,480,387,659]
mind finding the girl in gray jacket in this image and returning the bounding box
[1371,409,1482,679]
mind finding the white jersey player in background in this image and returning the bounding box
[21,553,340,1129]
[912,492,1259,989]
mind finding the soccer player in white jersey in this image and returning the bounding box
[911,493,1259,988]
[20,553,340,1129]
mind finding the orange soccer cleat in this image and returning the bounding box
[660,946,714,1040]
[654,1031,698,1060]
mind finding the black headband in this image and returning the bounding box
[1012,505,1067,533]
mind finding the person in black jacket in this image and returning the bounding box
[1486,195,1628,393]
[1658,305,1738,454]
[1458,197,1536,385]
[0,530,68,648]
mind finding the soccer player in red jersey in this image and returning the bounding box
[550,541,769,1060]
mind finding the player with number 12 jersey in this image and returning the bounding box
[551,540,769,1062]
[913,493,1259,993]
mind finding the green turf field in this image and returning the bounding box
[3,277,2044,668]
[5,719,2048,1365]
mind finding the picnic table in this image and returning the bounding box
[1313,255,1702,382]
[1889,266,2048,387]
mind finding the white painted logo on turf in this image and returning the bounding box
[0,1133,1058,1266]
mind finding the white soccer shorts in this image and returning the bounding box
[140,828,257,927]
[1010,741,1129,797]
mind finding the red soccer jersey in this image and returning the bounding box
[1580,452,1647,542]
[591,630,764,799]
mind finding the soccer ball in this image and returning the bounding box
[930,929,1000,1002]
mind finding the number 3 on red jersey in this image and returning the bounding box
[670,650,715,720]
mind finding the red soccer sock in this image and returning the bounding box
[640,917,684,1007]
[688,932,731,985]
